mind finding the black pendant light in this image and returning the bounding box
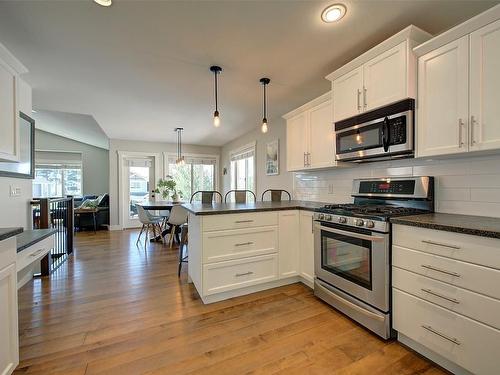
[175,127,185,165]
[260,77,270,133]
[210,66,222,127]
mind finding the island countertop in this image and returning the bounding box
[0,227,24,241]
[16,228,57,253]
[182,200,327,216]
[390,213,500,239]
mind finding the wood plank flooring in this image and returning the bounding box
[14,229,447,374]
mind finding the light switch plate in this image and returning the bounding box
[10,185,21,197]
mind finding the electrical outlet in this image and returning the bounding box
[328,184,334,194]
[10,185,21,197]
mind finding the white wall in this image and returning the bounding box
[220,118,294,199]
[109,139,220,227]
[294,153,500,218]
[0,178,32,228]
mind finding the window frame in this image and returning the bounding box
[229,141,256,193]
[33,163,83,198]
[163,152,219,199]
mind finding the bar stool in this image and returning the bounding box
[224,190,256,203]
[190,190,223,203]
[261,189,292,202]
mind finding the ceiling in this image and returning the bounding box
[0,0,497,146]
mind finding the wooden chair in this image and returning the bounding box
[224,190,257,203]
[261,189,292,202]
[190,190,223,204]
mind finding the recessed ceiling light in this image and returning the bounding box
[321,4,347,23]
[94,0,112,7]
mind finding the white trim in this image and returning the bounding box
[108,224,123,231]
[229,142,257,194]
[117,150,162,229]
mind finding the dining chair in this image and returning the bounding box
[164,205,189,248]
[261,189,292,202]
[224,190,257,203]
[136,205,164,248]
[190,190,223,204]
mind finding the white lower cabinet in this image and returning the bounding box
[299,211,315,286]
[278,211,300,278]
[392,224,500,375]
[0,237,19,375]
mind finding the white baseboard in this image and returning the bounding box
[108,225,123,231]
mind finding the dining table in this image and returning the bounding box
[135,200,185,242]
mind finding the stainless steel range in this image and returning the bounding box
[313,176,434,339]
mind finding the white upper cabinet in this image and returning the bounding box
[0,43,29,162]
[414,5,500,158]
[284,92,337,172]
[327,26,432,123]
[417,36,469,157]
[332,67,363,122]
[470,19,500,152]
[363,42,407,112]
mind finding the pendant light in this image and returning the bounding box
[260,77,270,133]
[175,127,185,165]
[210,66,222,127]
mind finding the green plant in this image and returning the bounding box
[154,177,183,200]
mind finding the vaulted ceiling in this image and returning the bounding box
[0,0,496,146]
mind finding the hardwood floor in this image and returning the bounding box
[14,229,446,375]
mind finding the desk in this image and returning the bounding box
[75,208,98,233]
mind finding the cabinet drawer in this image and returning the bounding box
[393,245,500,299]
[203,254,278,296]
[393,289,500,375]
[393,266,500,329]
[202,212,278,232]
[16,236,54,272]
[202,227,278,264]
[393,225,500,269]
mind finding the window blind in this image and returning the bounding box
[167,155,217,165]
[35,151,83,168]
[230,146,254,161]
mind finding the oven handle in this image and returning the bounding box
[316,224,385,242]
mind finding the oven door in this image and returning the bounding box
[314,221,390,312]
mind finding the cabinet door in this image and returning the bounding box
[278,211,300,278]
[332,66,363,122]
[299,211,315,287]
[470,19,500,152]
[417,36,469,157]
[364,41,407,111]
[0,60,19,162]
[286,112,308,171]
[0,263,19,375]
[308,100,335,169]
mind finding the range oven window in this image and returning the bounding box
[337,122,382,154]
[320,227,372,290]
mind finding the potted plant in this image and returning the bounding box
[154,177,183,202]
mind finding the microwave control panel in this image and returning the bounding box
[389,116,407,145]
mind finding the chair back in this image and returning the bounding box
[224,190,257,203]
[137,205,152,224]
[261,189,292,202]
[190,190,223,204]
[167,205,188,225]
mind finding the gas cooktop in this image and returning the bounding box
[316,204,428,220]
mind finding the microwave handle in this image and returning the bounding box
[382,117,390,152]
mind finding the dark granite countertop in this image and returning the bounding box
[0,227,23,241]
[391,213,500,239]
[16,229,57,253]
[182,200,327,216]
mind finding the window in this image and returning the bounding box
[230,142,255,194]
[166,154,218,201]
[33,151,83,198]
[33,165,82,197]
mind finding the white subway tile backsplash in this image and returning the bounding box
[294,153,500,218]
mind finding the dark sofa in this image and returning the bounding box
[74,194,110,230]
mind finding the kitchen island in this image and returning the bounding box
[182,201,325,303]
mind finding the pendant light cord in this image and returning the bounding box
[263,83,267,119]
[214,71,218,112]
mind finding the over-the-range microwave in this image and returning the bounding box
[335,99,415,163]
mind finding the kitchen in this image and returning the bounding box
[0,1,499,374]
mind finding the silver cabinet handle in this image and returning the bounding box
[307,152,311,167]
[421,288,460,304]
[235,220,254,224]
[357,89,361,111]
[421,325,461,345]
[234,241,253,247]
[458,118,465,147]
[422,240,460,250]
[421,264,461,278]
[363,87,367,109]
[470,115,477,145]
[29,249,45,257]
[235,271,254,277]
[303,152,306,167]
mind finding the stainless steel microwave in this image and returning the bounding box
[335,99,415,162]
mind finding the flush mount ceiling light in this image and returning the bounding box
[210,65,222,128]
[175,127,185,165]
[94,0,112,6]
[321,4,346,23]
[260,77,270,134]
